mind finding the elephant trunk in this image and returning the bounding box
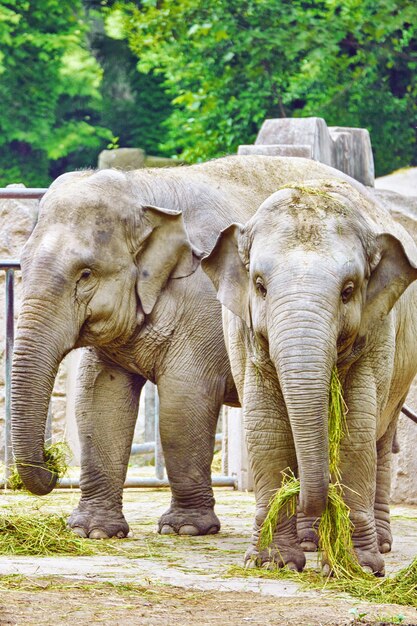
[269,297,336,517]
[11,298,77,495]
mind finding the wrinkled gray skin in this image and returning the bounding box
[203,179,417,575]
[12,156,354,539]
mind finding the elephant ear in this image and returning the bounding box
[135,205,202,315]
[360,232,417,335]
[202,223,251,326]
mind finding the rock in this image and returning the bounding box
[375,167,417,197]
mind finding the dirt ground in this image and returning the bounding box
[0,485,416,626]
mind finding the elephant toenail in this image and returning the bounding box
[322,563,331,576]
[380,542,391,554]
[244,559,257,569]
[178,524,199,536]
[300,540,318,552]
[71,526,87,538]
[160,524,176,535]
[116,531,125,538]
[286,561,298,571]
[207,526,219,535]
[89,528,110,540]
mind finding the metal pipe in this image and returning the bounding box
[0,260,20,269]
[131,442,156,455]
[0,189,47,199]
[154,389,165,480]
[56,475,237,489]
[401,404,417,425]
[131,434,222,456]
[4,269,14,480]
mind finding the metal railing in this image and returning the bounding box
[1,187,236,489]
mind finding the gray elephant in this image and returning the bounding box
[12,156,356,539]
[203,178,417,575]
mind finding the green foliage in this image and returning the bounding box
[92,16,172,157]
[0,0,112,186]
[121,0,417,174]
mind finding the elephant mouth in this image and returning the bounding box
[336,335,366,367]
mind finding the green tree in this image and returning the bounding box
[91,8,172,157]
[0,0,112,186]
[121,0,417,175]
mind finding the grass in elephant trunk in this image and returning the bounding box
[8,442,70,491]
[258,368,362,578]
[253,368,417,605]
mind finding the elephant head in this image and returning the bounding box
[11,169,201,495]
[202,179,417,517]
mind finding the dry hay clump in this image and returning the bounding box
[0,442,96,557]
[256,368,417,607]
[0,510,96,557]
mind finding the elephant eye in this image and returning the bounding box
[341,281,354,304]
[79,269,92,280]
[255,276,267,299]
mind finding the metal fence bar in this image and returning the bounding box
[4,268,15,480]
[131,434,223,457]
[154,390,165,480]
[0,189,47,200]
[57,475,237,489]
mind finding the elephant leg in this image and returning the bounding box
[243,373,305,571]
[68,348,145,539]
[375,413,401,554]
[340,374,385,575]
[156,372,222,536]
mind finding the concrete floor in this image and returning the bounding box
[0,482,416,625]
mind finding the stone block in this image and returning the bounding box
[98,148,145,171]
[240,117,375,186]
[329,126,374,186]
[238,144,312,158]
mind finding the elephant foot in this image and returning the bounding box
[321,549,385,578]
[245,542,306,572]
[375,521,393,554]
[158,506,220,536]
[68,506,129,539]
